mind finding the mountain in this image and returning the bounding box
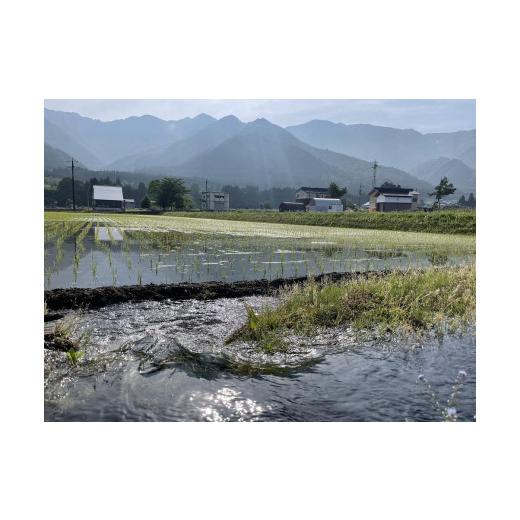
[423,130,476,159]
[305,146,434,195]
[44,109,216,166]
[44,110,435,194]
[110,115,245,171]
[410,157,476,194]
[170,118,340,187]
[171,118,433,193]
[286,120,476,171]
[456,144,476,169]
[44,119,104,169]
[44,143,85,171]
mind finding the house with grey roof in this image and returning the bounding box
[92,185,126,211]
[368,186,419,212]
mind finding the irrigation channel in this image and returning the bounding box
[44,213,476,422]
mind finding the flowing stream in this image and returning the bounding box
[44,297,476,422]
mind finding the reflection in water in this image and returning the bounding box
[94,226,123,241]
[192,388,268,422]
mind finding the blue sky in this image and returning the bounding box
[44,99,475,133]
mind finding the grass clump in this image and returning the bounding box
[226,266,475,353]
[49,312,92,363]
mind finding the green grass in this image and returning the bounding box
[226,265,476,353]
[170,209,476,235]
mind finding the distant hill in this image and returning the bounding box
[44,143,85,171]
[110,115,245,171]
[410,157,476,194]
[456,144,476,169]
[286,120,476,171]
[44,119,104,169]
[44,109,216,166]
[171,118,433,193]
[306,146,434,195]
[44,109,448,193]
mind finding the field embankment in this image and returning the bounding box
[44,270,389,311]
[226,265,476,352]
[171,209,476,235]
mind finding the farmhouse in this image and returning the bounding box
[92,185,126,211]
[368,186,419,212]
[280,186,344,213]
[296,186,329,200]
[201,191,230,211]
[307,198,343,213]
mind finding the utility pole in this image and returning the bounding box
[66,158,78,211]
[358,184,363,207]
[371,160,379,188]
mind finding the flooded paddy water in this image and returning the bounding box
[44,213,475,289]
[44,213,476,422]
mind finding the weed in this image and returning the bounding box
[226,266,476,350]
[66,349,84,365]
[417,370,469,421]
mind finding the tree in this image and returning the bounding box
[380,181,399,188]
[458,195,467,206]
[467,193,476,208]
[136,182,148,206]
[141,195,151,209]
[148,178,189,210]
[430,177,456,209]
[328,182,347,198]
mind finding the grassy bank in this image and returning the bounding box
[226,266,476,352]
[171,209,476,235]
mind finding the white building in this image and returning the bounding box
[306,198,343,212]
[296,186,329,200]
[368,186,419,212]
[92,185,125,211]
[201,191,230,211]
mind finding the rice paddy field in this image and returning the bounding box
[44,211,475,290]
[172,209,477,235]
[44,211,476,422]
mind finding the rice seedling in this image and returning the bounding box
[44,212,475,289]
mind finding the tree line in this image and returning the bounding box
[44,176,148,208]
[44,174,475,211]
[45,176,352,210]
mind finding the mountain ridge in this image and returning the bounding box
[286,119,476,171]
[45,109,475,193]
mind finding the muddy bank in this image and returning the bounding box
[44,270,389,311]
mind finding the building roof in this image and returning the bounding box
[298,187,329,193]
[377,195,413,203]
[309,198,343,204]
[370,186,414,195]
[93,185,124,201]
[280,202,305,207]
